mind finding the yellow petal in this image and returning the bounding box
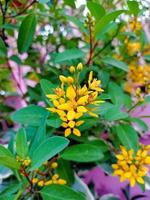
[64,128,71,137]
[59,98,65,104]
[136,177,144,184]
[88,111,98,117]
[68,121,75,128]
[124,172,131,178]
[130,178,136,187]
[59,75,67,83]
[77,106,87,113]
[62,123,68,128]
[76,120,84,126]
[57,110,66,117]
[116,155,124,160]
[53,100,59,107]
[67,110,76,120]
[112,164,118,169]
[67,77,74,84]
[47,108,57,112]
[77,95,88,105]
[73,128,81,137]
[66,85,76,100]
[58,103,69,110]
[46,94,58,100]
[75,112,83,119]
[88,71,93,84]
[144,156,150,164]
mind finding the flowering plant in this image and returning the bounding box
[0,0,150,200]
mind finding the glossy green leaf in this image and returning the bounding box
[40,79,55,95]
[127,0,140,16]
[57,159,75,185]
[61,144,104,162]
[40,185,86,200]
[87,2,105,21]
[0,145,20,169]
[54,49,84,63]
[17,14,36,54]
[0,37,7,57]
[11,105,49,126]
[102,56,128,72]
[16,128,28,158]
[115,124,138,152]
[47,114,62,128]
[30,136,69,170]
[104,106,128,121]
[95,10,125,35]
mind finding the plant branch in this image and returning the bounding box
[6,0,37,18]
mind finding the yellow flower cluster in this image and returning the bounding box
[47,63,104,137]
[125,64,150,95]
[16,156,31,167]
[112,145,150,187]
[32,161,66,187]
[129,19,142,32]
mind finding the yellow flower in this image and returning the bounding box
[46,63,104,137]
[127,42,141,55]
[112,145,150,187]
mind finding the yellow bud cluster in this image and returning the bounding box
[16,156,31,167]
[32,161,66,187]
[46,63,104,137]
[112,145,150,187]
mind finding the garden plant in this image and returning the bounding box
[0,0,150,199]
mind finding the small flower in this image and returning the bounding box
[46,63,103,137]
[112,145,150,187]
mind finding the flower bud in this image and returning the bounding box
[77,63,83,71]
[69,66,75,73]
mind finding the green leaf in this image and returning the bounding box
[66,16,87,34]
[40,79,55,95]
[57,159,75,185]
[108,82,129,106]
[47,114,62,128]
[95,10,125,35]
[115,124,139,152]
[17,14,36,54]
[0,37,7,57]
[11,105,49,126]
[104,106,128,121]
[16,128,28,159]
[102,56,128,72]
[41,185,86,200]
[0,145,20,169]
[30,136,69,170]
[61,144,104,162]
[54,49,84,63]
[64,0,75,8]
[87,2,105,21]
[87,140,109,153]
[128,117,148,132]
[144,55,150,61]
[127,0,140,16]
